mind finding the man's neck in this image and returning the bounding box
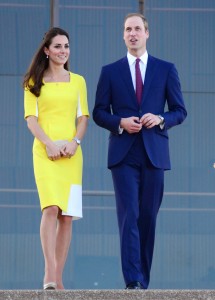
[128,49,146,58]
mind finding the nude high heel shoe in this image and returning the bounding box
[43,282,57,290]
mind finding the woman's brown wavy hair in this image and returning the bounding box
[23,27,70,97]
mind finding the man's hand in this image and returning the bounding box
[140,113,161,129]
[120,117,142,134]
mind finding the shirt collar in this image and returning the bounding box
[127,51,148,66]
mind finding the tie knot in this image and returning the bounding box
[136,58,141,64]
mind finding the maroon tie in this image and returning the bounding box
[135,58,143,104]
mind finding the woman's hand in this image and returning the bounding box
[46,143,63,161]
[61,140,79,159]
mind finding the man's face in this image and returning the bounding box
[123,16,149,56]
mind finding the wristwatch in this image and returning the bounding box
[72,137,81,145]
[158,115,164,125]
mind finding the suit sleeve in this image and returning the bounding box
[163,64,187,129]
[93,67,121,134]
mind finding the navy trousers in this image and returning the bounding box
[111,134,164,288]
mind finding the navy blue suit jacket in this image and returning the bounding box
[93,55,187,170]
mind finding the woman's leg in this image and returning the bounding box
[55,215,73,289]
[40,205,59,285]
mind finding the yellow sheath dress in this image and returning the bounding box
[24,72,89,220]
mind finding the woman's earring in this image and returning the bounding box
[46,54,49,59]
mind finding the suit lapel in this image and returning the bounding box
[119,57,136,100]
[141,55,157,104]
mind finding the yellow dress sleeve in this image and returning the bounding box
[76,76,90,118]
[24,88,38,119]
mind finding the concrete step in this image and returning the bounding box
[0,290,214,300]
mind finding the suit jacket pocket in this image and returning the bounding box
[155,126,169,138]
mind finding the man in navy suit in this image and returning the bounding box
[93,13,187,289]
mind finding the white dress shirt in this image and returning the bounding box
[127,51,148,91]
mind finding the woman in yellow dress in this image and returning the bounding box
[23,27,89,290]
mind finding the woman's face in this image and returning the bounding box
[44,34,70,66]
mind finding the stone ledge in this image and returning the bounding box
[0,290,214,300]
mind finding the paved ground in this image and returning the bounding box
[0,289,214,300]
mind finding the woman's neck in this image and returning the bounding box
[44,66,70,83]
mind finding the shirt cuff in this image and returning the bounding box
[160,123,165,130]
[118,126,124,134]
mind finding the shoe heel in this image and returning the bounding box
[43,282,57,290]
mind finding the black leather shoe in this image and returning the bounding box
[126,281,143,289]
